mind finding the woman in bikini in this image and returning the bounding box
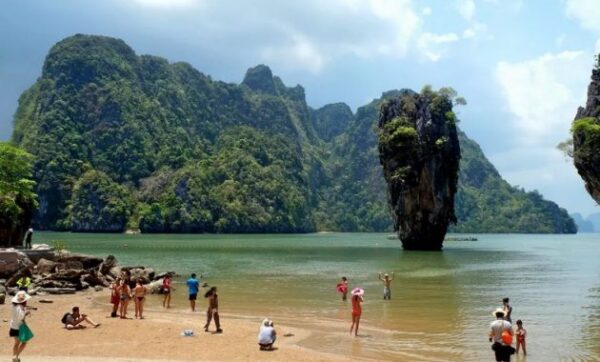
[133,279,147,319]
[162,274,173,308]
[118,279,131,319]
[349,291,363,336]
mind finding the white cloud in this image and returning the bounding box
[495,51,591,145]
[133,0,197,9]
[566,0,600,32]
[462,22,488,40]
[456,0,475,21]
[261,35,328,74]
[417,32,460,61]
[556,34,567,47]
[422,6,432,16]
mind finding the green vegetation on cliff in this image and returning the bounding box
[12,34,576,234]
[0,143,37,246]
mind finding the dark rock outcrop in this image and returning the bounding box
[573,68,600,204]
[377,89,460,250]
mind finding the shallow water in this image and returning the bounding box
[36,232,600,361]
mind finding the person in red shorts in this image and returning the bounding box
[349,288,364,336]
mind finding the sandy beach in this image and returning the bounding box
[0,290,359,361]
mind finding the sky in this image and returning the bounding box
[1,0,599,217]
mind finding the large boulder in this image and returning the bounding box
[57,253,103,269]
[0,249,33,278]
[37,258,57,274]
[99,255,118,275]
[377,88,460,250]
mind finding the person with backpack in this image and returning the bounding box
[489,308,514,362]
[62,306,100,329]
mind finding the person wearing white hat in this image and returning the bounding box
[10,291,32,362]
[488,308,514,362]
[258,318,277,350]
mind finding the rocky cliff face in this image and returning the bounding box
[573,68,600,204]
[377,89,460,250]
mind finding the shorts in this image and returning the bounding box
[111,295,120,305]
[9,328,19,337]
[492,343,515,361]
[383,287,391,299]
[189,293,197,301]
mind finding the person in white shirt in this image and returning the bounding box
[488,308,514,362]
[258,318,277,351]
[10,291,32,362]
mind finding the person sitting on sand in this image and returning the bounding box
[118,279,131,319]
[133,278,147,319]
[110,278,121,318]
[204,286,222,333]
[64,306,100,329]
[258,318,277,350]
[162,274,173,309]
[378,272,394,300]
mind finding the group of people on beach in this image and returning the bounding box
[488,297,527,362]
[109,270,148,319]
[337,272,395,337]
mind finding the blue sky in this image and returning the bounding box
[1,0,599,216]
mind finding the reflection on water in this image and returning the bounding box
[37,232,600,361]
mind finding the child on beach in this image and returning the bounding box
[349,288,363,336]
[133,279,147,319]
[118,279,131,319]
[378,272,394,300]
[162,274,173,309]
[204,286,222,333]
[515,320,527,355]
[502,297,513,323]
[337,276,349,301]
[110,278,121,318]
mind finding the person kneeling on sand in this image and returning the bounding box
[63,306,100,329]
[258,318,277,351]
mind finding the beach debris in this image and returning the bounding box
[283,333,294,337]
[38,299,53,303]
[181,329,195,337]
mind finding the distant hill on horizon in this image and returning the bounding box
[11,34,576,234]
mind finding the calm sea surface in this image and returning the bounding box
[35,232,599,361]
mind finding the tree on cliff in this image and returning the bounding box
[0,142,38,247]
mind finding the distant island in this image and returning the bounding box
[8,34,576,235]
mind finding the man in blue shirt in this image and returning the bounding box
[186,273,201,311]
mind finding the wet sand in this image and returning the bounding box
[0,290,362,361]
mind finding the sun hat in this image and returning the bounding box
[262,318,271,326]
[492,308,505,318]
[12,291,31,304]
[351,287,364,296]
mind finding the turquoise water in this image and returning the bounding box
[36,232,600,361]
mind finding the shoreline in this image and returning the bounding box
[0,290,364,361]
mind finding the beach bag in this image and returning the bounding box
[61,312,71,324]
[502,330,513,345]
[18,323,34,342]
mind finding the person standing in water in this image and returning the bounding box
[187,273,201,312]
[378,272,394,300]
[502,298,513,323]
[349,288,363,336]
[204,286,222,333]
[515,320,527,356]
[337,276,349,301]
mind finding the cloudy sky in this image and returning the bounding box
[1,0,599,216]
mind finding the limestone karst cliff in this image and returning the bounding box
[573,67,600,204]
[377,88,461,250]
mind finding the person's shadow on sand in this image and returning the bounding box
[260,347,279,352]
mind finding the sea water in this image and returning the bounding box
[35,232,600,361]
